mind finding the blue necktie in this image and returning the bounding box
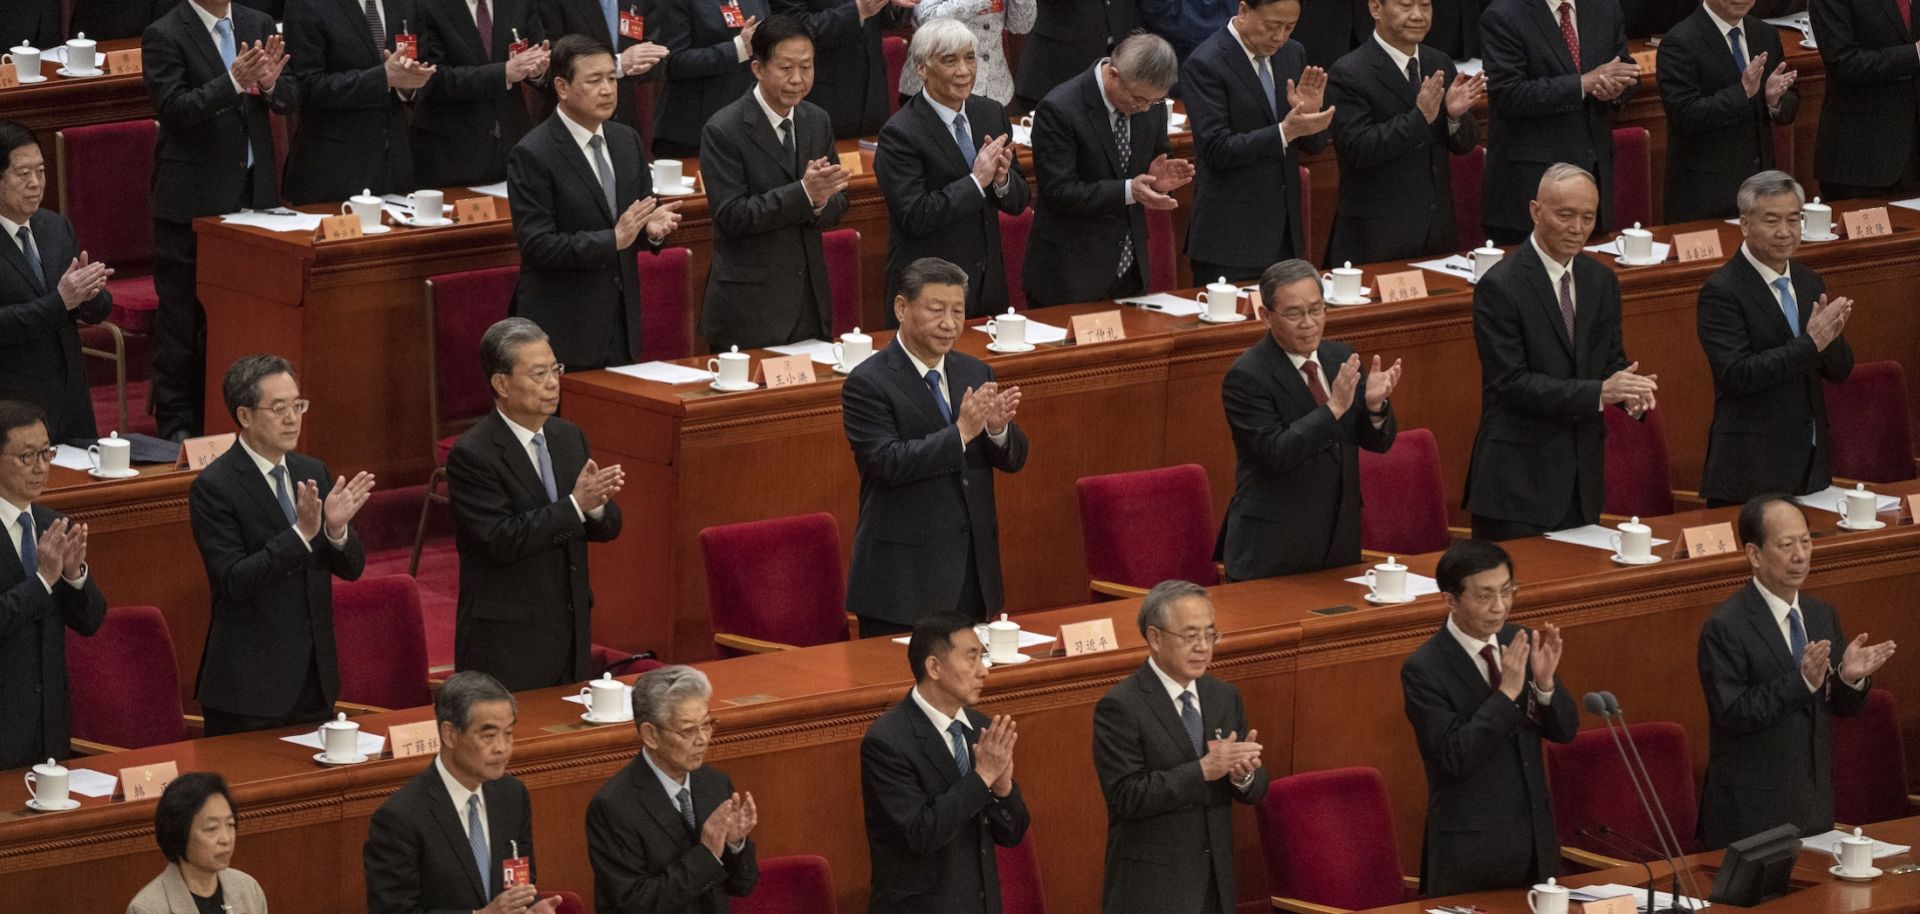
[1179,691,1204,757]
[467,794,491,897]
[953,111,976,164]
[947,720,972,777]
[676,786,697,834]
[1773,276,1799,336]
[1256,55,1277,120]
[1787,605,1808,664]
[269,465,296,525]
[15,226,45,292]
[1729,26,1747,70]
[213,19,253,169]
[601,0,620,45]
[17,513,36,577]
[924,369,952,423]
[531,432,559,502]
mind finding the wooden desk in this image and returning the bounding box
[0,38,149,210]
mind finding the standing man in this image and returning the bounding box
[414,0,551,187]
[645,0,765,158]
[508,35,681,370]
[1403,539,1576,895]
[699,15,849,352]
[1024,33,1193,307]
[862,613,1030,914]
[1141,0,1239,61]
[1012,0,1135,115]
[1182,0,1335,283]
[1220,260,1400,580]
[843,258,1026,637]
[143,0,295,441]
[1093,580,1267,914]
[1655,0,1797,223]
[587,666,760,913]
[1326,0,1484,265]
[447,318,624,692]
[189,356,374,735]
[0,121,115,445]
[0,401,106,771]
[1811,0,1920,200]
[774,0,914,138]
[282,0,435,204]
[1698,172,1853,507]
[1697,495,1896,848]
[1478,0,1637,242]
[1463,165,1658,540]
[364,671,562,914]
[540,0,671,135]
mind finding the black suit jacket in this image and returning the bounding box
[0,504,107,771]
[0,210,113,445]
[508,113,653,368]
[774,0,906,138]
[1289,0,1368,68]
[1402,622,1578,895]
[1326,40,1480,265]
[1219,335,1396,580]
[283,0,419,203]
[540,0,645,132]
[861,694,1030,914]
[414,0,545,187]
[1182,29,1327,271]
[586,755,759,914]
[1429,0,1484,60]
[1013,0,1135,105]
[1697,253,1851,503]
[1656,8,1798,222]
[446,411,621,692]
[364,763,539,914]
[843,340,1027,625]
[644,0,767,153]
[699,90,847,350]
[1698,581,1868,849]
[1024,65,1168,306]
[1092,663,1268,914]
[874,93,1030,321]
[188,443,365,719]
[1463,242,1631,528]
[0,0,58,48]
[70,0,172,40]
[1479,0,1632,235]
[1812,0,1920,190]
[143,2,296,223]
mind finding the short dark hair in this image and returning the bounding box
[480,317,549,387]
[906,612,980,683]
[435,669,517,730]
[1242,0,1300,9]
[751,14,813,63]
[1256,258,1322,312]
[221,355,295,425]
[154,772,235,864]
[0,400,48,447]
[551,33,614,83]
[1738,493,1802,547]
[898,257,969,303]
[1435,539,1513,596]
[0,121,36,166]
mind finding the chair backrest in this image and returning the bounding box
[1603,405,1676,517]
[425,266,519,444]
[1451,144,1486,247]
[638,246,694,362]
[734,855,836,914]
[1297,164,1314,264]
[1000,209,1034,310]
[1358,428,1453,556]
[66,606,190,750]
[883,37,907,115]
[998,830,1048,914]
[1076,464,1220,591]
[633,80,657,150]
[1257,767,1408,910]
[1146,207,1177,293]
[332,575,432,710]
[539,890,584,914]
[1771,125,1794,176]
[824,228,863,336]
[1611,126,1652,232]
[699,513,849,655]
[1825,361,1919,483]
[591,643,665,678]
[1545,721,1699,859]
[56,119,159,270]
[1834,688,1912,826]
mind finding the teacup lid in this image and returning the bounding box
[1537,877,1564,891]
[600,671,615,682]
[1848,826,1871,841]
[33,757,62,774]
[11,42,35,52]
[1811,196,1824,206]
[70,33,89,42]
[323,711,354,729]
[1856,482,1867,491]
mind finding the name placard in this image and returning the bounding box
[119,761,179,801]
[1672,229,1723,263]
[1374,269,1429,303]
[1060,618,1119,657]
[837,150,866,175]
[1842,206,1892,240]
[0,68,18,90]
[320,214,364,241]
[1682,522,1738,558]
[454,196,499,223]
[1579,896,1639,914]
[1070,310,1126,344]
[106,49,142,75]
[1906,494,1920,522]
[175,432,236,469]
[387,720,440,759]
[757,355,816,389]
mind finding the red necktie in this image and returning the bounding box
[475,0,494,57]
[1558,1,1582,72]
[1302,362,1329,406]
[1480,644,1502,691]
[1901,0,1914,32]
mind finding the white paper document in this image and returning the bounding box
[52,444,92,471]
[1763,14,1812,36]
[1343,572,1442,596]
[1118,293,1206,316]
[1412,255,1480,284]
[1794,485,1899,514]
[1455,57,1484,76]
[607,361,713,385]
[1544,524,1673,552]
[220,210,326,232]
[1584,241,1674,263]
[68,768,118,798]
[281,730,387,756]
[468,182,511,199]
[970,320,1068,343]
[1571,884,1709,911]
[1801,829,1912,859]
[766,339,839,365]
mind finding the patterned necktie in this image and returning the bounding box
[16,512,36,577]
[1256,55,1277,118]
[947,720,972,777]
[1178,691,1204,756]
[1786,605,1808,663]
[269,465,297,525]
[588,134,617,218]
[1113,110,1135,279]
[364,0,386,49]
[475,0,494,58]
[1558,1,1582,72]
[1728,26,1746,70]
[953,111,976,164]
[1301,361,1329,406]
[15,226,44,292]
[676,786,697,834]
[924,370,952,423]
[466,794,490,897]
[214,19,252,168]
[1479,643,1503,691]
[1558,269,1576,343]
[530,432,559,502]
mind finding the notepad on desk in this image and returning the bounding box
[608,361,713,385]
[1117,293,1206,316]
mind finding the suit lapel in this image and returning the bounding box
[1570,257,1600,373]
[1136,664,1200,761]
[1263,336,1317,416]
[1575,0,1608,69]
[1527,0,1578,75]
[340,0,382,57]
[921,95,973,173]
[422,772,491,902]
[0,222,45,294]
[1727,252,1796,340]
[1874,0,1913,41]
[742,96,798,179]
[484,779,519,896]
[484,413,551,506]
[1370,41,1419,107]
[907,700,963,789]
[440,0,494,62]
[1519,244,1577,359]
[1740,582,1798,678]
[222,445,294,530]
[883,341,951,430]
[1438,627,1495,697]
[548,116,614,224]
[1080,69,1127,177]
[0,505,25,582]
[631,756,696,840]
[1224,37,1277,123]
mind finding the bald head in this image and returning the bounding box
[1529,164,1599,262]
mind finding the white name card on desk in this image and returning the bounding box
[119,761,178,801]
[758,355,816,388]
[607,361,713,385]
[388,720,440,759]
[1672,229,1723,263]
[1060,618,1119,656]
[319,214,364,241]
[177,432,236,470]
[1071,310,1125,344]
[1682,522,1737,558]
[1374,269,1429,302]
[1843,206,1892,240]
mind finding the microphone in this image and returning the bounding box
[1576,826,1660,913]
[1583,692,1684,912]
[1597,692,1708,909]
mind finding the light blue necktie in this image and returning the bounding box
[1179,691,1204,757]
[601,0,620,45]
[947,720,972,777]
[17,513,36,577]
[1772,276,1816,445]
[953,111,976,164]
[924,369,952,423]
[467,794,490,897]
[213,19,253,168]
[1787,605,1808,664]
[15,226,44,292]
[531,432,559,502]
[1256,55,1277,120]
[1729,26,1747,70]
[268,465,296,525]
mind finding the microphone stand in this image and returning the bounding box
[1603,692,1708,909]
[1576,826,1660,912]
[1583,692,1680,913]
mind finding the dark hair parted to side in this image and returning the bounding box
[220,355,295,425]
[0,400,49,444]
[480,317,550,386]
[0,120,37,166]
[898,257,970,303]
[1434,539,1514,596]
[551,33,615,83]
[1138,579,1209,637]
[1738,493,1802,547]
[907,612,981,683]
[154,772,236,864]
[1256,258,1322,312]
[751,14,813,62]
[435,669,518,730]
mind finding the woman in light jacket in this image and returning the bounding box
[898,0,1035,104]
[127,773,269,914]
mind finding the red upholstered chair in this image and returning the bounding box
[1772,125,1794,179]
[591,644,664,677]
[638,246,694,361]
[699,513,853,655]
[537,890,584,914]
[1075,464,1220,600]
[1297,164,1314,264]
[1000,209,1033,310]
[65,606,193,753]
[1358,428,1461,559]
[411,265,519,573]
[1546,721,1700,866]
[1257,767,1417,912]
[998,831,1048,914]
[1602,405,1682,518]
[333,575,433,712]
[825,228,863,336]
[1825,361,1920,483]
[1833,689,1920,825]
[633,80,657,149]
[1146,206,1177,293]
[1611,126,1652,232]
[883,37,907,115]
[57,119,161,432]
[735,855,836,914]
[1451,144,1486,247]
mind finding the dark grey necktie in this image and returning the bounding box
[15,226,44,292]
[588,134,616,217]
[1179,691,1203,756]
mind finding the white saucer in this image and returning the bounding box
[313,751,369,765]
[709,380,759,392]
[1326,296,1372,306]
[1838,518,1888,531]
[1610,553,1662,566]
[581,711,635,725]
[655,177,699,196]
[1831,864,1881,882]
[396,215,453,228]
[14,74,47,84]
[833,361,858,375]
[1614,254,1663,266]
[1801,38,1818,49]
[986,341,1035,353]
[985,653,1033,666]
[1363,592,1418,605]
[1802,231,1840,242]
[87,467,140,479]
[361,224,392,234]
[56,67,105,78]
[25,797,81,812]
[1197,312,1249,324]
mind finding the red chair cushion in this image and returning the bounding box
[633,80,657,150]
[1834,688,1912,825]
[1257,767,1411,910]
[1772,125,1794,176]
[1611,126,1652,232]
[1603,405,1676,517]
[735,855,835,914]
[66,606,191,749]
[1000,209,1033,311]
[59,119,158,269]
[1825,361,1918,483]
[539,890,584,914]
[1076,464,1220,591]
[435,434,460,466]
[1358,428,1453,557]
[1452,145,1486,248]
[1545,721,1699,859]
[883,37,907,115]
[699,513,848,656]
[998,831,1048,914]
[638,246,693,362]
[1146,207,1176,293]
[429,266,518,434]
[105,274,160,334]
[824,228,862,336]
[333,575,433,710]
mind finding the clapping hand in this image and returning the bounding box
[32,517,77,586]
[620,41,670,77]
[58,518,87,581]
[1364,355,1401,413]
[1415,70,1446,122]
[1838,633,1897,684]
[1801,638,1833,689]
[1601,361,1658,415]
[1764,60,1796,107]
[1129,172,1179,210]
[1499,630,1532,700]
[1287,66,1327,113]
[56,252,113,310]
[1805,293,1851,351]
[1530,623,1564,691]
[982,383,1020,433]
[322,471,376,541]
[971,133,1008,188]
[1145,152,1194,192]
[972,715,1018,796]
[382,49,437,90]
[1446,71,1485,118]
[1324,353,1361,418]
[506,39,551,84]
[1198,730,1262,782]
[570,459,625,512]
[725,792,758,845]
[644,199,684,244]
[294,479,324,542]
[801,157,850,208]
[1584,58,1640,101]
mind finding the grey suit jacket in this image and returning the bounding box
[127,864,269,914]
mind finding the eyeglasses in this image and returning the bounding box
[1151,625,1221,648]
[521,363,566,384]
[1273,305,1327,324]
[662,718,716,741]
[6,446,56,467]
[1464,584,1521,601]
[251,399,310,419]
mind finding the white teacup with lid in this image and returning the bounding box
[24,758,71,810]
[317,712,362,763]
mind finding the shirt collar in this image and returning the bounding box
[434,754,485,816]
[921,90,965,127]
[1530,233,1576,283]
[0,212,28,243]
[1546,0,1575,17]
[1752,576,1801,623]
[1739,242,1791,287]
[1372,30,1416,74]
[1092,59,1121,122]
[496,409,543,448]
[752,85,795,135]
[910,685,969,736]
[234,435,286,478]
[1701,3,1741,38]
[1445,613,1500,658]
[1226,19,1263,68]
[899,341,947,381]
[555,108,604,156]
[0,497,27,535]
[1145,655,1196,705]
[1282,346,1321,372]
[188,0,229,34]
[640,747,690,802]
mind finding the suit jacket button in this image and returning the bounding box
[962,478,971,487]
[961,524,970,534]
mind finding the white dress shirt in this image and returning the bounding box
[1226,19,1293,149]
[496,410,604,523]
[1373,31,1464,133]
[0,498,87,592]
[187,0,249,94]
[899,345,1012,452]
[234,436,349,551]
[1751,578,1866,692]
[920,90,1009,196]
[1738,243,1794,312]
[1527,234,1610,412]
[1445,614,1556,701]
[435,754,490,853]
[911,685,971,760]
[0,213,37,268]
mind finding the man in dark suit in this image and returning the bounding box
[1478,0,1638,242]
[189,355,374,735]
[1326,0,1485,265]
[1812,0,1920,200]
[588,665,760,913]
[774,0,911,138]
[1697,495,1896,849]
[1290,0,1371,68]
[235,0,288,17]
[69,0,172,40]
[508,35,681,370]
[364,671,563,914]
[1462,165,1658,540]
[1427,0,1479,62]
[1141,0,1238,61]
[1093,580,1267,914]
[1024,34,1193,306]
[282,0,435,204]
[843,258,1027,637]
[540,0,670,136]
[0,401,106,771]
[699,15,849,351]
[862,612,1030,914]
[645,0,765,158]
[447,318,624,692]
[0,121,114,445]
[1220,260,1400,580]
[1403,539,1577,895]
[1012,0,1136,114]
[414,0,550,187]
[143,0,295,440]
[1698,171,1853,507]
[1182,0,1332,282]
[1655,0,1798,223]
[873,20,1028,322]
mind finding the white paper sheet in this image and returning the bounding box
[44,46,68,65]
[219,210,326,232]
[1118,293,1207,316]
[1583,240,1674,263]
[1544,524,1673,552]
[1412,255,1480,284]
[1454,57,1484,76]
[1764,14,1812,36]
[1343,572,1442,596]
[1794,485,1899,514]
[892,629,1058,648]
[281,730,387,756]
[468,182,511,199]
[1572,884,1709,911]
[607,361,713,385]
[970,320,1068,343]
[1892,197,1920,213]
[766,339,838,365]
[68,768,118,798]
[1801,829,1912,859]
[52,444,92,471]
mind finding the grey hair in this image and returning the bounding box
[1111,32,1178,92]
[631,665,713,728]
[1137,579,1211,637]
[898,256,971,303]
[1737,169,1805,214]
[1536,162,1598,196]
[435,670,517,730]
[220,354,295,425]
[1256,258,1322,312]
[908,18,977,70]
[480,317,550,384]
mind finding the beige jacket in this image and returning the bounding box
[126,863,268,914]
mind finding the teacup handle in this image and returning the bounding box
[1,55,11,67]
[1364,569,1377,596]
[707,358,721,378]
[1837,498,1847,517]
[87,444,101,469]
[832,342,845,363]
[22,771,34,802]
[1321,272,1334,284]
[1833,841,1846,866]
[1609,532,1622,554]
[1613,237,1627,256]
[1195,290,1210,305]
[1526,889,1540,914]
[341,201,354,215]
[985,319,999,342]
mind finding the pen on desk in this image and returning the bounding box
[1441,263,1474,275]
